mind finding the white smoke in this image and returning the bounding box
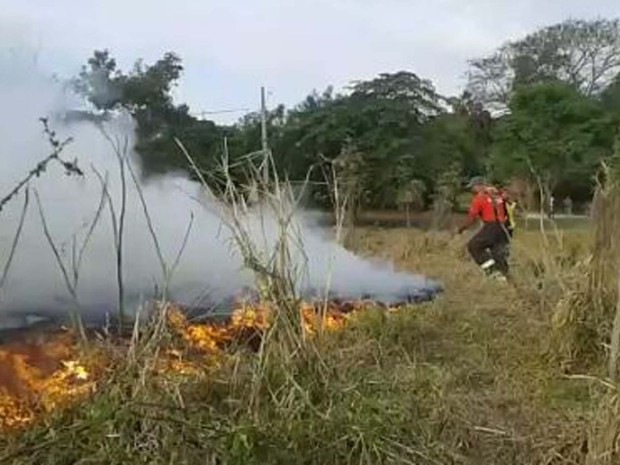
[0,50,441,327]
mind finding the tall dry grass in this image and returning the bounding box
[551,159,620,373]
[542,144,620,463]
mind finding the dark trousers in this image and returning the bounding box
[467,222,511,275]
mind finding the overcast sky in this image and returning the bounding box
[2,0,620,123]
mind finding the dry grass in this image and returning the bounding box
[3,223,618,464]
[345,227,599,464]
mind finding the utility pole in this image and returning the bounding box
[223,136,229,163]
[260,86,269,185]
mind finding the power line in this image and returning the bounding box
[195,108,251,117]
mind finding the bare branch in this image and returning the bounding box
[169,213,195,280]
[92,141,126,334]
[0,189,30,291]
[34,190,76,299]
[34,190,86,340]
[74,178,108,286]
[0,118,81,214]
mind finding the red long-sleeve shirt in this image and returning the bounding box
[468,190,507,223]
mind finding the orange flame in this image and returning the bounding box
[0,298,395,432]
[0,332,95,431]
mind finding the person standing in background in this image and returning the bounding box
[563,196,573,215]
[548,195,555,219]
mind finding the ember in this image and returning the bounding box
[0,332,96,431]
[0,298,400,433]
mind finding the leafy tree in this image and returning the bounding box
[431,163,462,229]
[602,72,620,114]
[396,179,427,226]
[396,179,426,211]
[490,82,617,202]
[73,50,222,174]
[331,140,369,223]
[73,50,123,111]
[345,72,443,206]
[468,18,620,109]
[72,40,620,212]
[227,72,448,209]
[74,50,183,115]
[417,112,489,189]
[227,105,287,159]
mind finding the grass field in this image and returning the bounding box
[1,222,617,465]
[338,209,590,231]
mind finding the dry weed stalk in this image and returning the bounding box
[124,144,195,302]
[564,376,620,465]
[0,188,30,291]
[88,125,195,340]
[588,164,620,316]
[317,155,355,331]
[591,161,620,379]
[552,152,620,463]
[175,138,338,412]
[319,153,353,244]
[0,119,83,291]
[555,160,620,377]
[546,161,620,368]
[34,190,87,341]
[0,118,86,337]
[98,129,129,334]
[177,139,308,335]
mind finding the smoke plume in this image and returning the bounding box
[0,51,441,329]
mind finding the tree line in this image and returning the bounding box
[71,17,620,214]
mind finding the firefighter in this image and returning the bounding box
[457,177,511,281]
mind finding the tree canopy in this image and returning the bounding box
[71,17,620,212]
[490,82,617,201]
[72,50,222,174]
[467,18,620,110]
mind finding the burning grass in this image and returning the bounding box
[0,297,398,436]
[0,332,96,431]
